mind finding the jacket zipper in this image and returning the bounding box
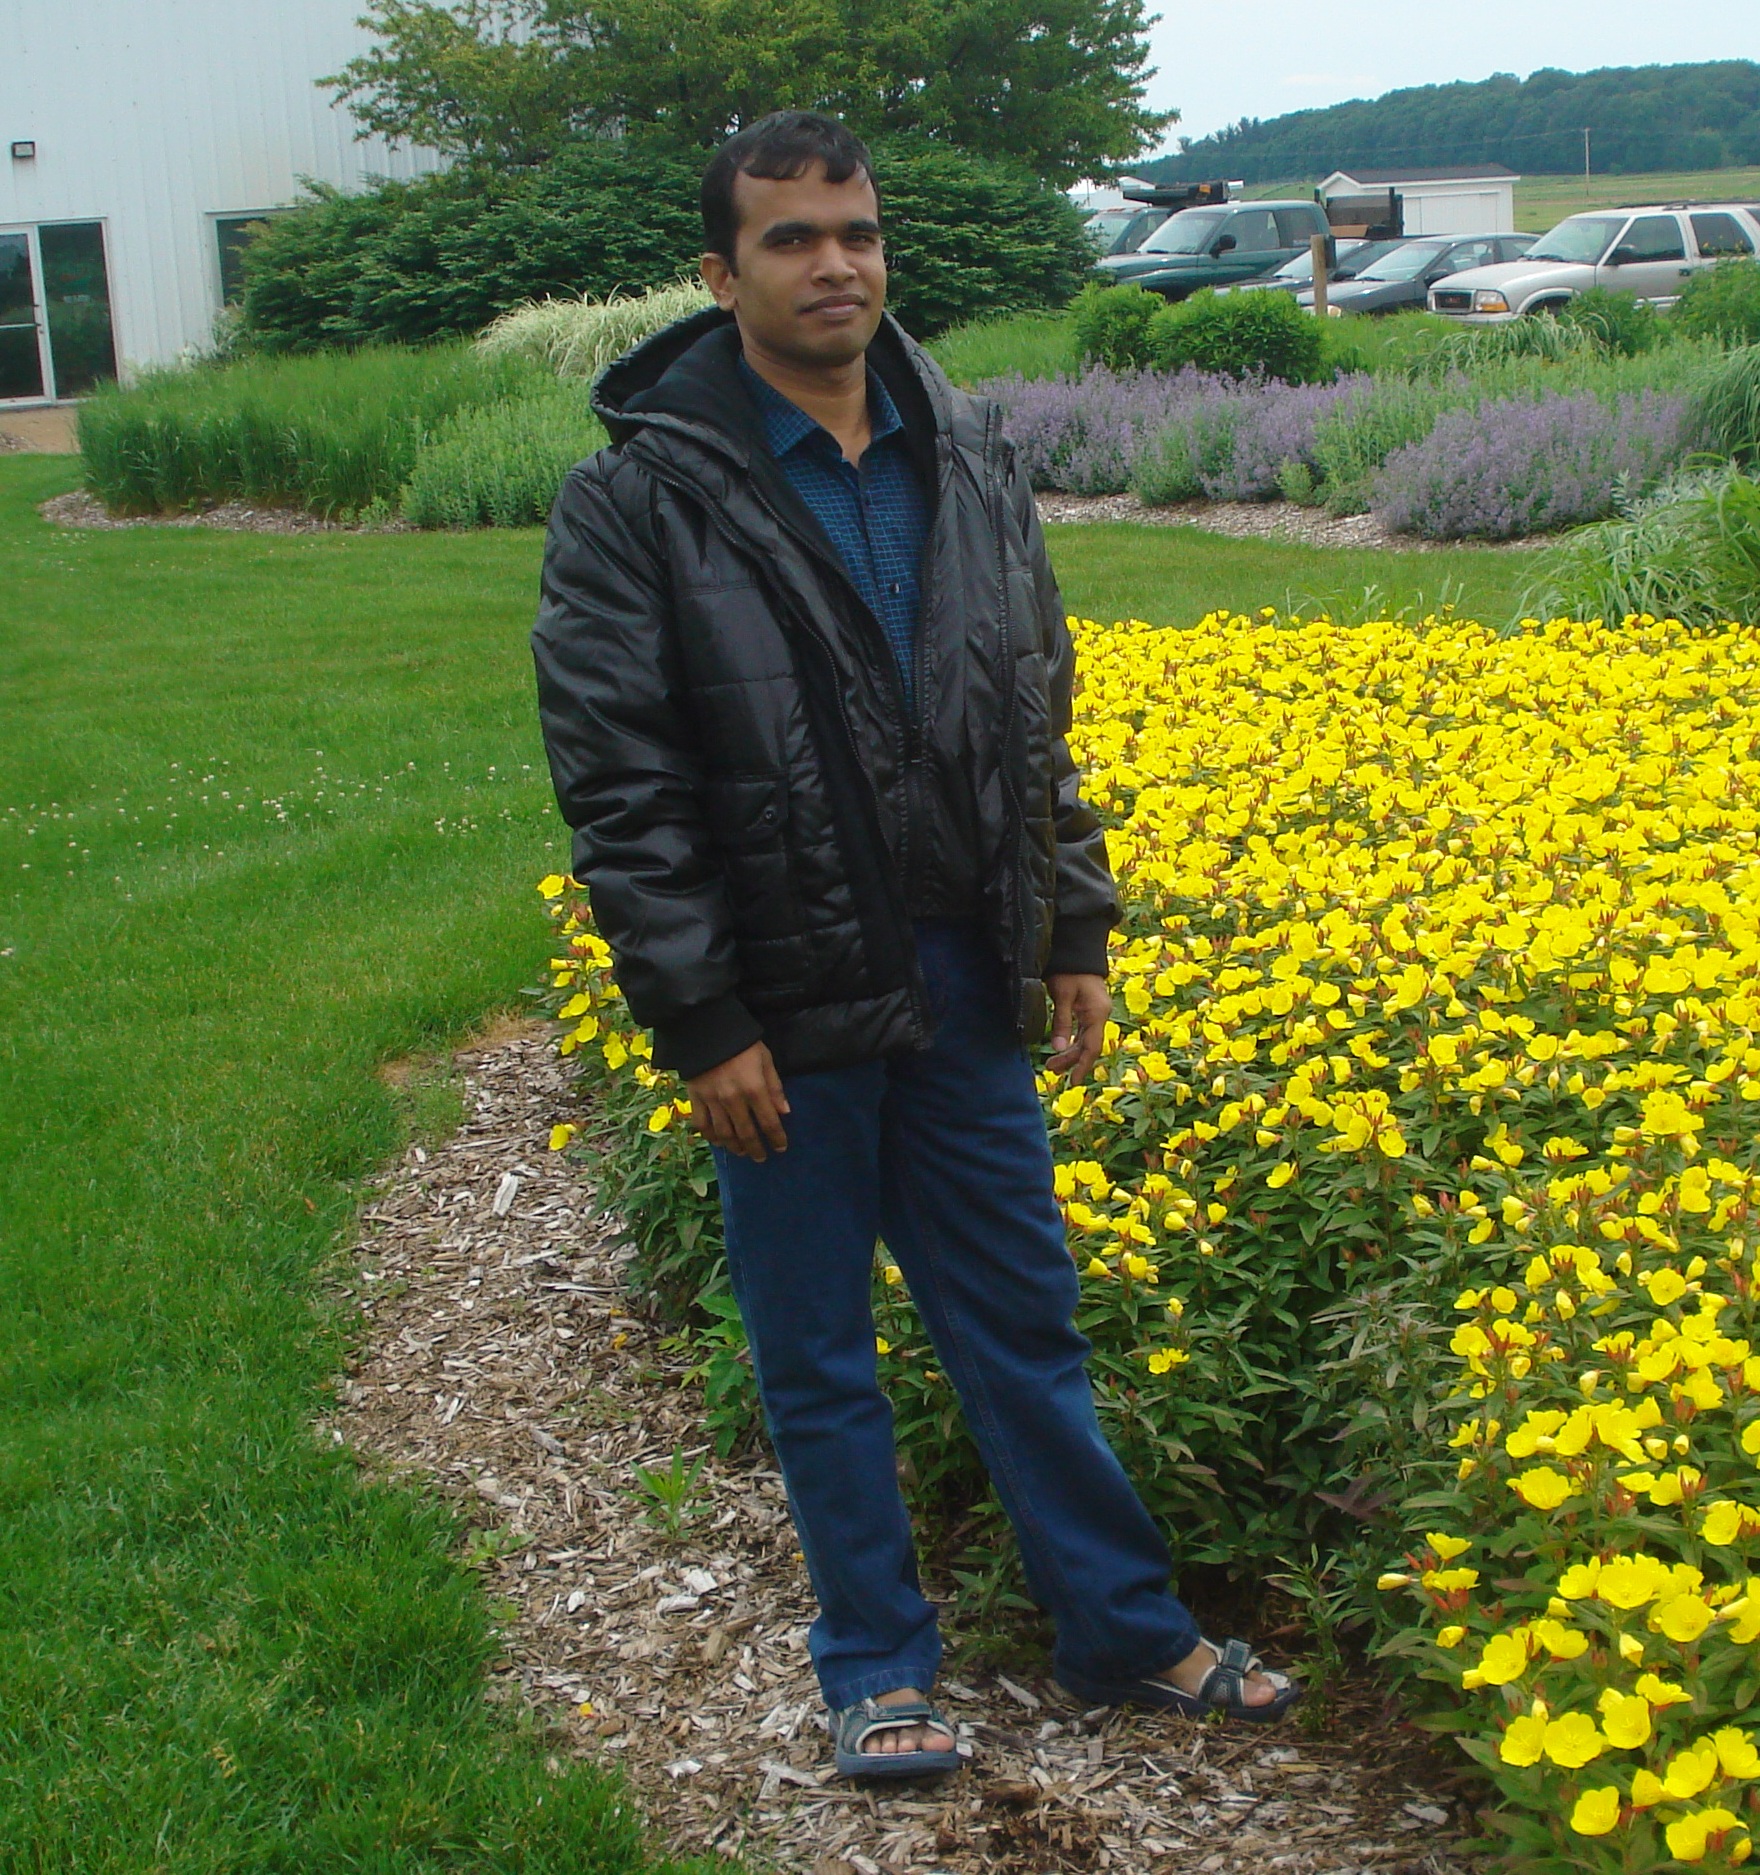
[986,409,1034,1031]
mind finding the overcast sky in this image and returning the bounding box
[1142,0,1756,151]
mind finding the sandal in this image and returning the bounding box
[830,1695,963,1779]
[1058,1636,1301,1724]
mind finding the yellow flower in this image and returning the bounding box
[1498,1712,1547,1766]
[1542,1711,1605,1769]
[1634,1673,1692,1708]
[1662,1739,1721,1800]
[1666,1807,1746,1862]
[647,1103,674,1133]
[1426,1533,1472,1561]
[1265,1160,1295,1189]
[1654,1594,1716,1645]
[1529,1618,1587,1660]
[1597,1687,1652,1750]
[1435,1625,1466,1649]
[1568,1787,1622,1837]
[538,873,568,898]
[547,1122,577,1151]
[1509,1467,1578,1511]
[1715,1728,1760,1779]
[1474,1630,1531,1685]
[1377,1572,1412,1591]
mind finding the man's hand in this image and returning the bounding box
[1046,973,1112,1082]
[687,1041,790,1161]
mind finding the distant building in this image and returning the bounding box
[1,0,441,405]
[1319,165,1521,237]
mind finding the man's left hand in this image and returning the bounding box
[1046,973,1111,1082]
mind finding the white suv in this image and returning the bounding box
[1428,203,1760,323]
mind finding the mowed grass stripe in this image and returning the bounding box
[0,456,696,1872]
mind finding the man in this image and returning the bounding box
[532,110,1297,1777]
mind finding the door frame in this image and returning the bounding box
[0,222,55,407]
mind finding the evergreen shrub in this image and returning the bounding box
[1673,256,1760,348]
[1071,281,1162,373]
[1144,288,1325,385]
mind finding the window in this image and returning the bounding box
[1442,240,1497,274]
[1358,242,1450,283]
[213,212,286,304]
[1272,208,1319,247]
[1223,210,1279,253]
[1615,216,1687,263]
[1528,216,1625,264]
[1691,213,1755,258]
[1142,210,1227,255]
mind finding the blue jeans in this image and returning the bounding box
[713,920,1201,1710]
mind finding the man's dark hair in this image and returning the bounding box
[700,111,879,265]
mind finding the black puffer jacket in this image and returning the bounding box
[532,307,1117,1081]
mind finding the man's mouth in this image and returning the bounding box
[803,295,867,317]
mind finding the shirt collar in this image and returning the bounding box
[738,354,904,462]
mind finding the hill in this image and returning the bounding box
[1141,61,1760,186]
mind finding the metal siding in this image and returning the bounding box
[0,0,444,379]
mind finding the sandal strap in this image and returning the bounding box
[836,1696,944,1751]
[1196,1638,1271,1711]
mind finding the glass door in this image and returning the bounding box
[0,229,49,402]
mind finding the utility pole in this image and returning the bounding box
[1583,126,1591,193]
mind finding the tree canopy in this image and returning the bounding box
[1143,61,1760,186]
[324,0,1173,183]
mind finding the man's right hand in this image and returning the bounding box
[686,1041,790,1161]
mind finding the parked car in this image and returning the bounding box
[1092,199,1333,301]
[1427,204,1760,322]
[1216,238,1380,294]
[1296,233,1537,315]
[1084,205,1173,258]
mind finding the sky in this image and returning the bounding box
[1141,0,1757,151]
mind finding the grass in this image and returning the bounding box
[0,454,701,1873]
[78,344,542,518]
[928,311,1078,385]
[0,447,1543,1866]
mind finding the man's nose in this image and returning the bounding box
[812,238,858,280]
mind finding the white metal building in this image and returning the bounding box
[0,0,441,404]
[1319,165,1521,237]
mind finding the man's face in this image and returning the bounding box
[702,162,886,369]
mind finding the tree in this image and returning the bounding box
[323,0,1174,183]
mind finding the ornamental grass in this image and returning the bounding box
[541,609,1760,1859]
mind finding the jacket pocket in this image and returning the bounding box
[705,773,788,850]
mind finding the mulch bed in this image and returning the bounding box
[327,1026,1485,1874]
[37,486,1529,555]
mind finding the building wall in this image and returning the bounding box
[0,0,442,385]
[1401,186,1516,237]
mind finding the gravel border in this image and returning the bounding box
[1034,493,1536,553]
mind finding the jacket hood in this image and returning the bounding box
[591,305,954,462]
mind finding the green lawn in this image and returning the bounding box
[0,452,1542,1867]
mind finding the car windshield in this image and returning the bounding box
[1270,250,1316,281]
[1355,242,1449,282]
[1086,211,1134,239]
[1526,215,1625,264]
[1142,209,1229,255]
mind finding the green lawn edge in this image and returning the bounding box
[0,456,711,1873]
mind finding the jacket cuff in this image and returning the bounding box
[650,993,766,1081]
[1045,913,1114,981]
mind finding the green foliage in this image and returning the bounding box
[236,139,1084,351]
[1672,255,1760,347]
[627,1447,710,1541]
[476,280,715,380]
[928,310,1079,386]
[237,143,707,353]
[1558,286,1661,357]
[1143,59,1760,185]
[1071,280,1162,372]
[0,453,697,1871]
[76,344,537,517]
[1310,377,1467,514]
[327,0,1173,183]
[1519,466,1760,628]
[401,386,607,528]
[1144,288,1324,384]
[870,140,1093,339]
[1691,344,1760,464]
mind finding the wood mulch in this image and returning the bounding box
[326,1025,1485,1874]
[38,490,358,534]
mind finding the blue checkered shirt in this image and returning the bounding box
[739,357,929,713]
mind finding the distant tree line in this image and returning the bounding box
[1142,61,1760,185]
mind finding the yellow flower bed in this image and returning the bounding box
[545,610,1760,1856]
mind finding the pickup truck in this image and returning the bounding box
[1427,203,1760,322]
[1092,199,1333,301]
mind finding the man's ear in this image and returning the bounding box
[700,251,737,310]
